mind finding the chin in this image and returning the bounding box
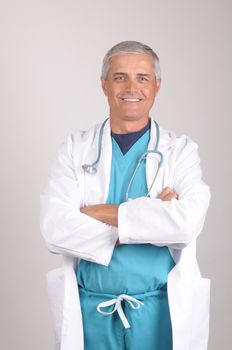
[121,115,147,121]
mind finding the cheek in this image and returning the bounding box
[106,92,120,107]
[147,88,157,101]
[107,88,122,102]
[105,85,117,97]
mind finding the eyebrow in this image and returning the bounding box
[113,72,127,76]
[137,73,151,78]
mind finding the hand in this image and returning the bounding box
[158,187,178,201]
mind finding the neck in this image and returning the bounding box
[110,116,149,134]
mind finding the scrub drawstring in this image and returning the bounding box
[97,294,144,329]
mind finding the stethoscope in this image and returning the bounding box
[82,118,164,201]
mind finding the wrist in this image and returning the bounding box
[101,204,118,226]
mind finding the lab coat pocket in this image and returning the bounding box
[190,277,210,350]
[47,267,66,350]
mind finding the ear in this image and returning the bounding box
[156,80,161,94]
[101,78,108,96]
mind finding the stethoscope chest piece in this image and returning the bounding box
[82,164,97,174]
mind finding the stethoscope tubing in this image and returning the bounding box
[82,118,164,201]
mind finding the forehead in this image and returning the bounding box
[108,53,154,74]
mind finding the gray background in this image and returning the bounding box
[0,0,231,349]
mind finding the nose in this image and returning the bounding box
[124,78,139,93]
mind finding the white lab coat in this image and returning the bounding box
[40,119,211,350]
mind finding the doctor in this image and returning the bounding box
[40,41,211,350]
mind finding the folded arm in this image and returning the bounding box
[40,136,118,266]
[117,138,210,249]
[80,187,178,227]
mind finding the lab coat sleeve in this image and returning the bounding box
[40,136,118,266]
[118,136,211,248]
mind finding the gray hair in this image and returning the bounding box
[101,41,161,82]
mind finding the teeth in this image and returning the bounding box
[122,98,140,102]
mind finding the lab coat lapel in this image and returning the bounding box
[146,119,176,198]
[100,120,113,202]
[146,120,163,197]
[83,120,112,205]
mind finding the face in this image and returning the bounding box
[101,53,160,124]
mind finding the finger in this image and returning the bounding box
[161,193,178,201]
[161,191,178,200]
[160,187,173,196]
[158,187,174,199]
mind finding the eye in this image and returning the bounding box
[139,76,149,82]
[114,75,125,81]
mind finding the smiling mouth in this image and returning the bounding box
[120,98,142,102]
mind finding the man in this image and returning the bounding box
[40,41,211,350]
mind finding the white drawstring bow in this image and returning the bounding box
[97,294,144,329]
